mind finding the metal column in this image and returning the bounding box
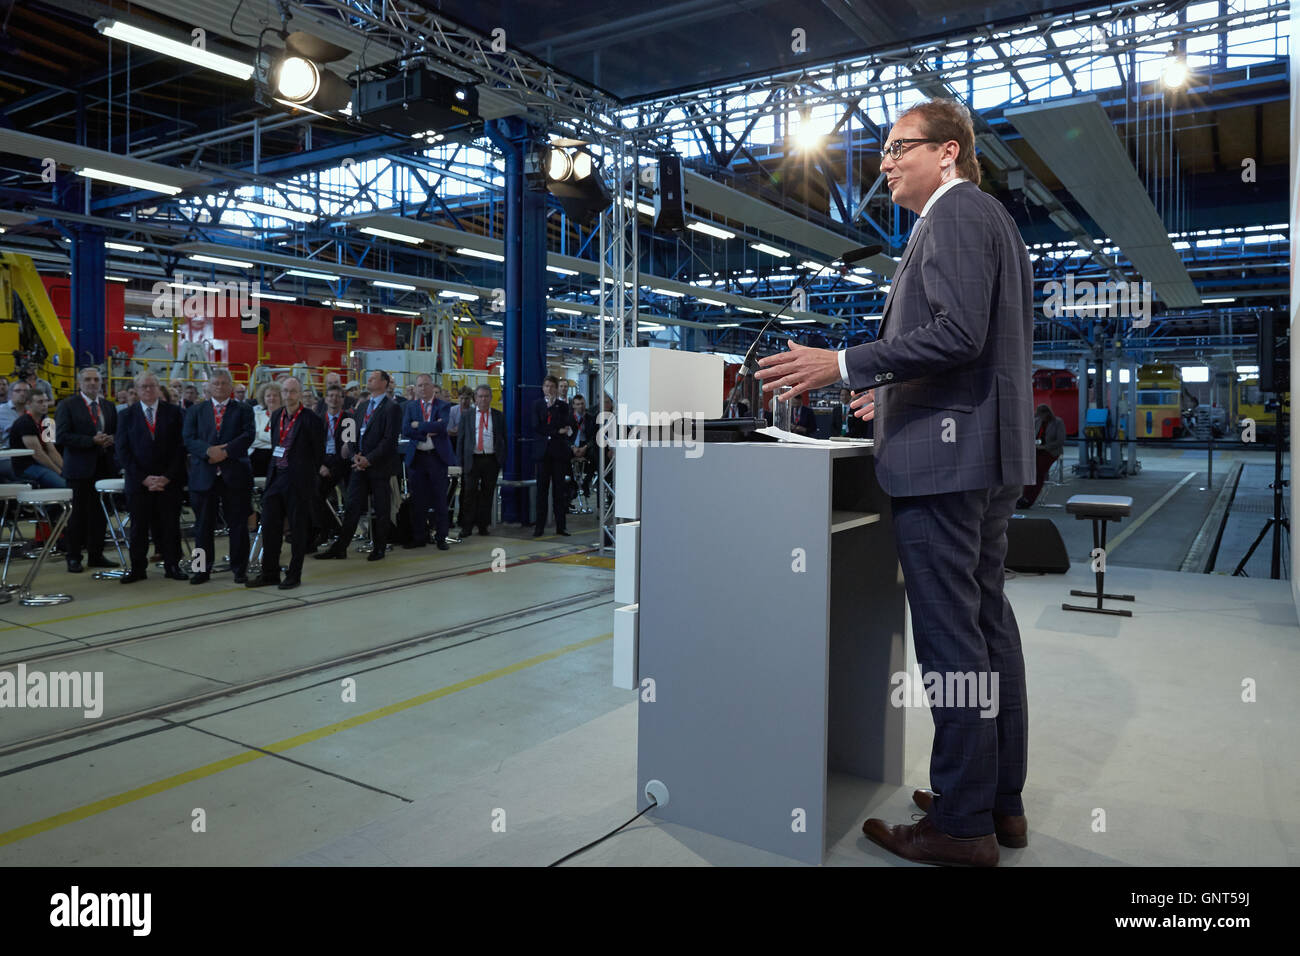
[68,226,107,367]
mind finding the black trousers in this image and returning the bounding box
[407,451,450,543]
[460,454,500,533]
[335,466,392,551]
[66,475,109,561]
[890,483,1028,838]
[260,470,313,581]
[314,456,349,538]
[533,451,569,533]
[192,475,251,575]
[126,487,182,572]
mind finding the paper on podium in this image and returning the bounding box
[756,426,870,446]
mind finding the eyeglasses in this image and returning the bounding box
[880,138,940,160]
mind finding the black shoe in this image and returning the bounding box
[86,555,116,569]
[402,541,427,550]
[163,565,189,581]
[1016,498,1030,509]
[459,528,473,538]
[532,529,544,537]
[66,559,83,573]
[478,527,490,536]
[232,571,248,584]
[120,570,147,584]
[314,549,346,560]
[246,576,278,588]
[557,530,571,536]
[366,550,385,562]
[436,538,449,551]
[278,578,301,590]
[190,573,211,585]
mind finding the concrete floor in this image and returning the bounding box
[1,492,1297,866]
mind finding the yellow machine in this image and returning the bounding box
[1134,363,1185,439]
[0,252,76,396]
[1236,377,1289,442]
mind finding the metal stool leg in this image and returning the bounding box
[19,503,74,606]
[1063,517,1134,617]
[96,492,129,579]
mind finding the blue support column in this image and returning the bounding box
[69,226,107,367]
[487,118,548,524]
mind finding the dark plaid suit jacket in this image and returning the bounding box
[843,181,1035,496]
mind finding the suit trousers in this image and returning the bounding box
[889,483,1028,838]
[192,475,251,575]
[66,475,109,561]
[335,465,392,551]
[259,469,312,581]
[460,454,500,533]
[407,451,449,543]
[127,487,182,572]
[314,456,349,537]
[533,451,569,533]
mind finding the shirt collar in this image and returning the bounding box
[212,397,227,408]
[919,177,967,219]
[80,392,97,404]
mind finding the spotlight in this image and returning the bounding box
[267,32,352,117]
[547,148,573,181]
[275,56,320,102]
[1161,58,1188,89]
[571,150,593,180]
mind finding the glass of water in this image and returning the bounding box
[773,386,794,431]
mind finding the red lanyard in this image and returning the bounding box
[213,400,226,432]
[278,406,302,446]
[144,404,157,436]
[363,399,377,428]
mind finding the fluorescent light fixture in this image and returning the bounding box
[1237,365,1260,375]
[438,290,480,301]
[371,279,417,291]
[485,320,504,327]
[384,308,422,316]
[552,307,583,315]
[253,292,297,301]
[325,300,361,309]
[798,260,825,272]
[750,242,790,258]
[546,327,557,333]
[688,221,736,240]
[96,18,255,80]
[287,268,340,281]
[105,275,130,282]
[697,297,727,306]
[717,322,740,328]
[1180,366,1210,383]
[547,265,580,276]
[105,241,144,252]
[639,323,666,331]
[1202,297,1236,304]
[77,167,181,195]
[620,197,656,217]
[187,253,254,269]
[234,200,317,223]
[841,274,871,286]
[455,246,505,262]
[780,318,816,324]
[651,288,684,297]
[737,306,764,314]
[361,226,424,245]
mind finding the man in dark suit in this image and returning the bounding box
[790,399,817,437]
[830,387,872,439]
[249,377,323,589]
[566,394,596,508]
[401,373,454,551]
[457,384,506,537]
[312,383,351,548]
[115,373,187,582]
[531,374,572,537]
[183,368,256,584]
[54,366,119,573]
[755,98,1033,867]
[314,369,402,562]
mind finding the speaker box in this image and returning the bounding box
[654,152,685,233]
[1005,516,1070,573]
[1257,312,1289,394]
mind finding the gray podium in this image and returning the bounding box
[635,441,907,864]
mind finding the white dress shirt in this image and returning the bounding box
[472,407,495,455]
[837,176,969,382]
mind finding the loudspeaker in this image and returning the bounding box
[654,152,685,233]
[1005,516,1070,573]
[1257,312,1289,394]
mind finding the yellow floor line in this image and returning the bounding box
[0,631,613,848]
[1106,471,1198,555]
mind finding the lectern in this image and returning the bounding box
[627,440,906,864]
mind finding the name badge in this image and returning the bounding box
[272,446,286,458]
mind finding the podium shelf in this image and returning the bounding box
[830,511,881,534]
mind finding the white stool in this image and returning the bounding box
[94,478,130,579]
[0,482,33,602]
[15,488,75,606]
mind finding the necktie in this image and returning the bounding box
[477,410,486,452]
[213,401,225,433]
[145,405,154,430]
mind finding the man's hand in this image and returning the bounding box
[319,464,330,478]
[753,340,843,401]
[574,446,587,459]
[144,475,168,492]
[560,426,572,436]
[850,388,877,422]
[93,433,112,447]
[206,444,228,464]
[354,454,369,470]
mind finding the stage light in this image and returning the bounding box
[571,151,593,180]
[1162,58,1188,89]
[547,148,572,181]
[276,56,320,102]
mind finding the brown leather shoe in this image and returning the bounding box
[913,788,1028,849]
[862,814,998,867]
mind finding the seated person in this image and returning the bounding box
[10,392,67,488]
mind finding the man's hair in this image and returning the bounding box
[210,368,233,385]
[543,374,559,387]
[1036,403,1054,417]
[11,381,30,398]
[134,372,159,388]
[898,98,981,186]
[416,373,433,385]
[371,369,391,385]
[326,384,342,394]
[475,384,492,396]
[572,394,586,404]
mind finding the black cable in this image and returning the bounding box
[230,0,256,40]
[547,799,658,867]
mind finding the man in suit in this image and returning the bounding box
[401,372,454,551]
[183,368,256,584]
[313,383,351,548]
[458,384,506,538]
[790,399,817,437]
[115,373,187,582]
[531,375,572,537]
[830,387,871,439]
[755,98,1034,867]
[249,377,323,589]
[566,394,596,509]
[54,366,118,573]
[315,369,402,562]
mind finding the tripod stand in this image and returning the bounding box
[1232,402,1288,578]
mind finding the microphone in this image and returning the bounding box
[839,243,884,265]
